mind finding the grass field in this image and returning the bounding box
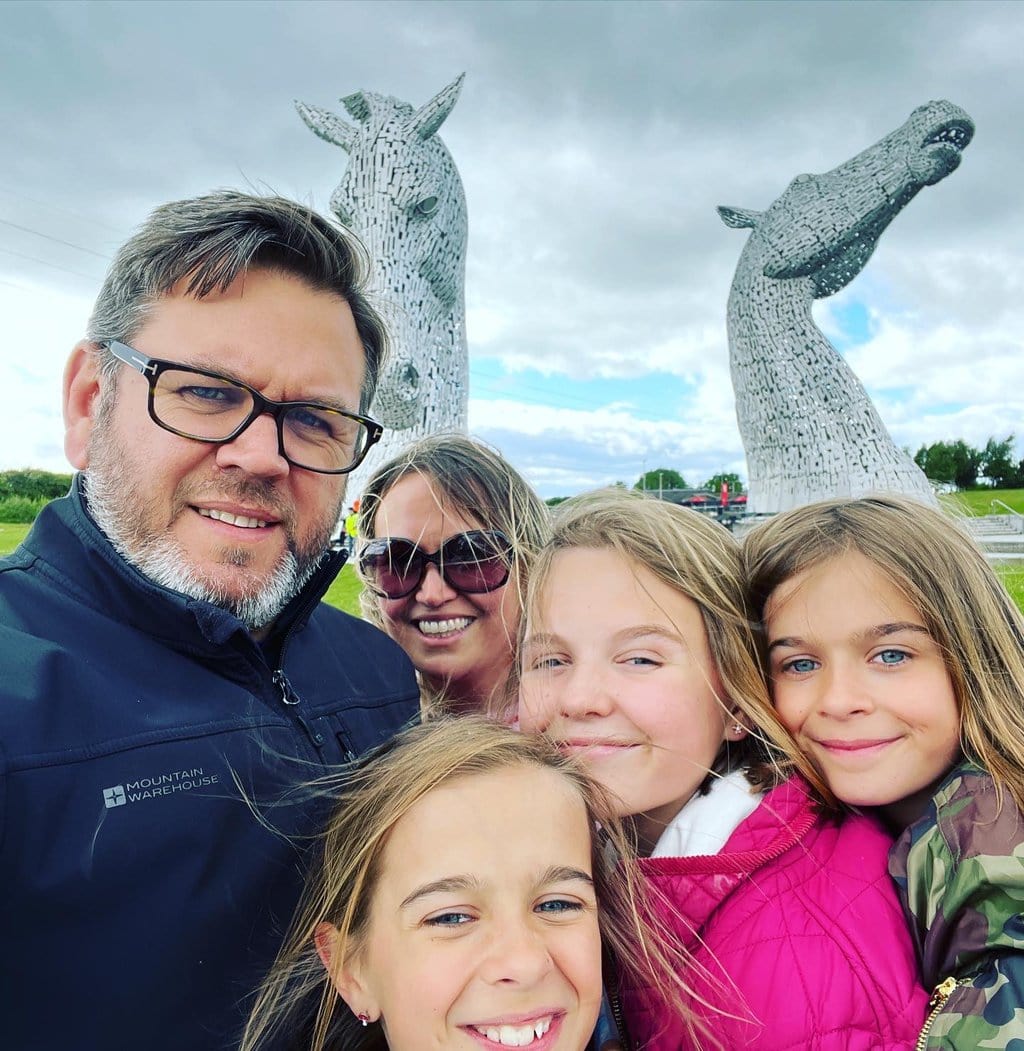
[1,505,1022,616]
[1000,565,1024,609]
[0,522,30,551]
[942,488,1024,516]
[324,563,363,617]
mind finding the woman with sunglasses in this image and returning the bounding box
[356,434,549,720]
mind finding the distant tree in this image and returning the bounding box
[952,442,984,489]
[703,472,744,496]
[914,443,954,484]
[980,435,1021,488]
[545,496,569,507]
[0,468,73,501]
[635,468,687,492]
[914,440,982,490]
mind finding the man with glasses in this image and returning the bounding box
[0,192,419,1050]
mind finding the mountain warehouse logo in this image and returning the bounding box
[102,767,219,808]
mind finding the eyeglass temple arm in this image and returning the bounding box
[104,341,156,376]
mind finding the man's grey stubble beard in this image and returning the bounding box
[82,398,343,632]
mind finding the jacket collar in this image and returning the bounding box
[635,776,819,940]
[23,474,345,658]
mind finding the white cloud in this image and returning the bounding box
[0,281,92,472]
[468,394,745,497]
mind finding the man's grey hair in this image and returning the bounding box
[86,190,387,411]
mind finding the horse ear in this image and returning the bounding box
[717,205,762,229]
[295,101,358,152]
[410,73,465,140]
[341,91,372,124]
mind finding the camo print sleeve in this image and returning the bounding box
[890,764,1024,1048]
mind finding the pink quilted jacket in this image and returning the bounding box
[621,776,928,1050]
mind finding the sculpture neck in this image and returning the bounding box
[727,265,821,352]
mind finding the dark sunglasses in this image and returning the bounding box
[359,530,513,600]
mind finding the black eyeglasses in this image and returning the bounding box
[359,530,513,600]
[103,340,383,475]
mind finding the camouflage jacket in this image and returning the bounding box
[890,762,1024,1048]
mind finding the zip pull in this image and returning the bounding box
[927,976,958,1012]
[272,669,301,706]
[916,976,961,1050]
[272,669,327,751]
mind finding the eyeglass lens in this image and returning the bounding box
[361,531,511,599]
[152,368,369,473]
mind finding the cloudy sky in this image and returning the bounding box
[2,0,1022,498]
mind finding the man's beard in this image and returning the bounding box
[82,404,342,632]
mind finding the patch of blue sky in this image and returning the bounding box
[824,298,873,352]
[469,360,694,424]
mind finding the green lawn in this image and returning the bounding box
[942,488,1024,516]
[1000,565,1024,609]
[324,563,364,617]
[0,522,30,551]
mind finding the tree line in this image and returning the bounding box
[913,435,1024,490]
[546,469,745,506]
[0,469,74,522]
[545,439,1024,507]
[632,468,744,495]
[5,439,1021,526]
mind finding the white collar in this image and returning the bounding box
[650,769,762,858]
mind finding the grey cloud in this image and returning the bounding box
[2,0,1022,487]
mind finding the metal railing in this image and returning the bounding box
[991,499,1024,532]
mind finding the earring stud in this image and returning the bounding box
[358,1013,369,1027]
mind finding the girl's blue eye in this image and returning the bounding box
[876,649,908,665]
[783,657,818,674]
[425,911,472,927]
[536,898,584,915]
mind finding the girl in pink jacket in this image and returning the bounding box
[519,488,927,1050]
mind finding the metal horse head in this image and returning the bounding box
[717,101,974,513]
[719,100,973,295]
[297,76,469,490]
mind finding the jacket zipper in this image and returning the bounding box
[268,571,332,755]
[266,547,353,760]
[916,976,961,1051]
[271,668,326,753]
[608,987,630,1050]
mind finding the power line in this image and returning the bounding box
[0,246,102,283]
[0,183,124,235]
[0,217,111,260]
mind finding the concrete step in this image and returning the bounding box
[982,538,1024,555]
[963,513,1024,536]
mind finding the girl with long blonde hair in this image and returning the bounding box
[744,494,1024,1048]
[241,717,698,1051]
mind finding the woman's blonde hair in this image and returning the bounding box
[356,433,550,719]
[742,494,1024,814]
[525,488,824,793]
[239,717,703,1051]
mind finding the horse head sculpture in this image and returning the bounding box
[297,75,469,493]
[719,100,974,513]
